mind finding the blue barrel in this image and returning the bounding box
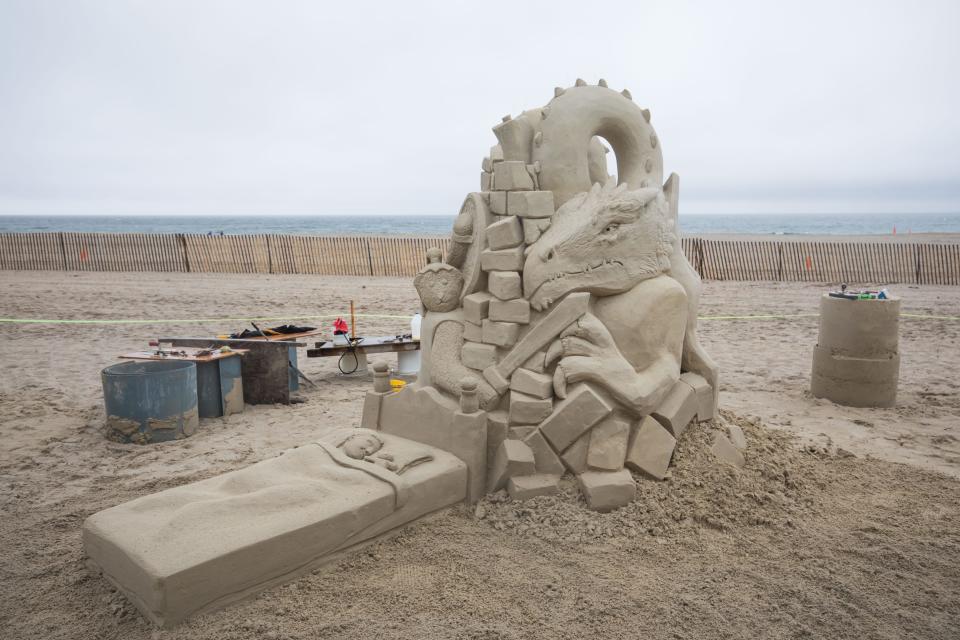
[101,360,199,444]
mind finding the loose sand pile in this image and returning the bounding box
[1,271,959,639]
[474,411,827,542]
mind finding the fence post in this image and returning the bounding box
[267,235,273,274]
[914,244,921,284]
[365,238,374,276]
[178,234,191,272]
[696,238,704,276]
[58,232,67,271]
[777,242,783,281]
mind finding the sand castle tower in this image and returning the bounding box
[363,79,719,511]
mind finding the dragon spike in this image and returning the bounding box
[641,108,651,123]
[621,88,632,100]
[598,78,608,88]
[542,106,550,119]
[650,133,658,149]
[534,131,543,147]
[533,160,541,173]
[575,78,586,87]
[502,114,512,123]
[554,87,565,98]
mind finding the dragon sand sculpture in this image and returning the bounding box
[370,78,719,511]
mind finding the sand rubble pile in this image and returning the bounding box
[470,410,841,542]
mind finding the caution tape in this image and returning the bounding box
[0,312,956,325]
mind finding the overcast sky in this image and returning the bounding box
[1,0,958,216]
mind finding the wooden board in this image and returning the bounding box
[119,349,247,363]
[307,336,420,358]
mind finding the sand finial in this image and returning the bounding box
[373,362,390,393]
[426,247,443,264]
[459,377,479,414]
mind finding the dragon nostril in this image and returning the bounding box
[546,249,554,261]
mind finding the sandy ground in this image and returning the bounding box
[1,270,959,639]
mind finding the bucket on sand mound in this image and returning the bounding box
[101,360,199,444]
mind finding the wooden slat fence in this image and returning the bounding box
[0,232,957,284]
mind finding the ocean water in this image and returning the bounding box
[0,213,958,236]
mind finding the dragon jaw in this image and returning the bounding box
[523,181,675,311]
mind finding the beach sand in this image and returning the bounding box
[1,270,959,639]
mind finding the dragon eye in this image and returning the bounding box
[603,223,619,233]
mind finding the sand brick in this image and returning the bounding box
[481,247,525,272]
[625,415,676,480]
[487,439,536,491]
[486,216,524,251]
[540,384,612,452]
[487,271,522,300]
[482,319,519,348]
[578,469,636,512]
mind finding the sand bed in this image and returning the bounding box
[1,271,958,638]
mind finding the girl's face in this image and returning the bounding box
[341,433,383,460]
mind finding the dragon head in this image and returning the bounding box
[523,181,675,311]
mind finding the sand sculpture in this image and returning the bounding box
[83,79,719,626]
[83,428,467,627]
[368,78,719,510]
[811,294,900,407]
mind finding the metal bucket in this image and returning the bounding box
[102,360,200,444]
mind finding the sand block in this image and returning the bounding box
[493,161,534,191]
[507,474,561,500]
[359,390,390,431]
[578,469,636,512]
[482,248,525,273]
[83,432,467,627]
[560,431,590,475]
[486,410,508,472]
[652,380,698,438]
[488,191,506,214]
[509,426,536,440]
[523,217,551,244]
[540,384,612,452]
[523,350,547,374]
[486,216,524,251]
[625,415,676,480]
[523,429,566,475]
[711,432,745,468]
[727,423,747,450]
[482,365,510,395]
[482,319,519,348]
[481,171,491,191]
[462,342,498,370]
[463,292,493,324]
[587,416,630,471]
[510,391,553,425]
[680,372,715,421]
[510,368,552,399]
[490,144,504,163]
[489,298,530,324]
[487,439,536,491]
[462,320,482,343]
[507,191,554,218]
[487,271,523,299]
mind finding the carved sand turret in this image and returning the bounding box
[366,79,720,511]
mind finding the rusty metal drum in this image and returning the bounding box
[101,360,199,443]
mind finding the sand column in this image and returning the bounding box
[810,294,900,407]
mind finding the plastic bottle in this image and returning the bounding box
[411,313,422,340]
